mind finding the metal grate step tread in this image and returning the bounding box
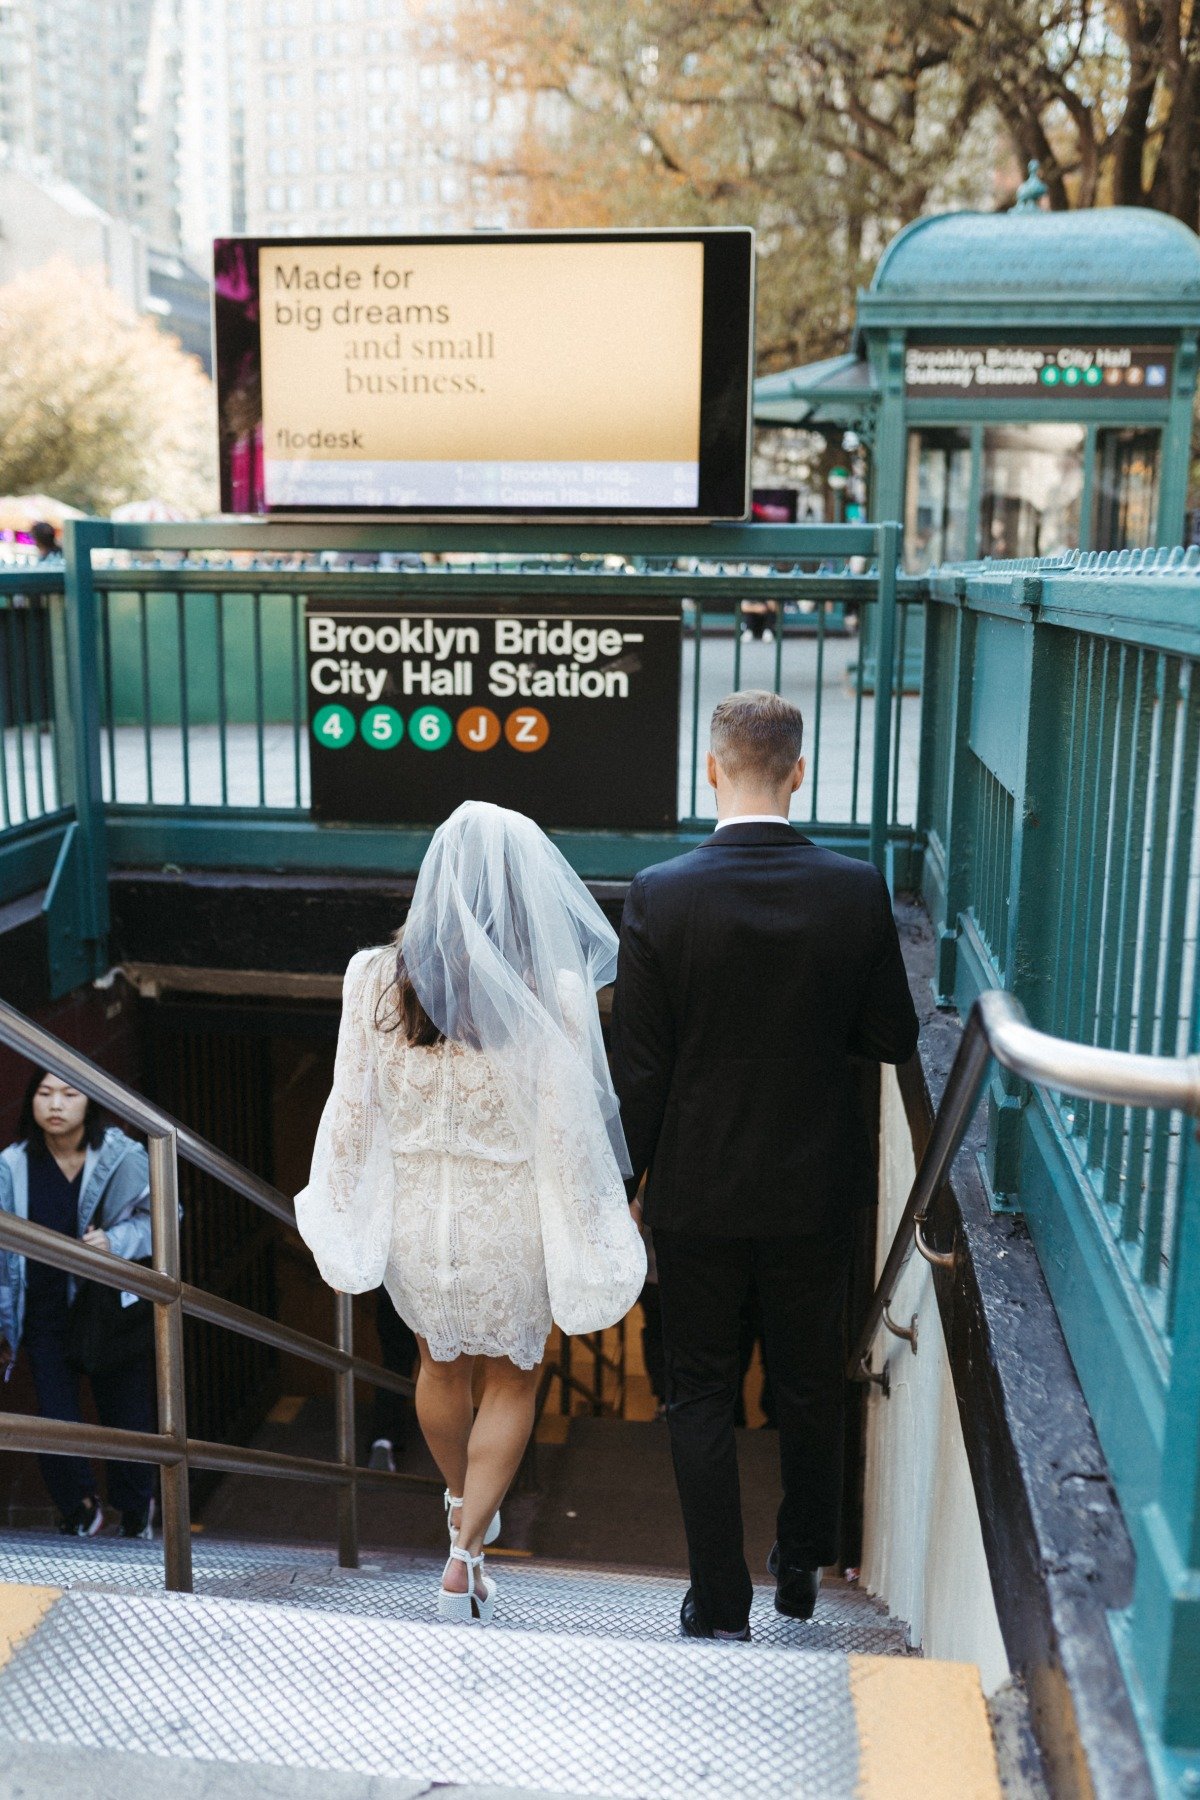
[0,1581,940,1800]
[0,1529,911,1657]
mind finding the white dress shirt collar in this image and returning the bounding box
[712,813,794,831]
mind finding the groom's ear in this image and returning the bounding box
[706,750,719,792]
[790,756,806,793]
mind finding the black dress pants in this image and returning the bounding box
[653,1226,852,1633]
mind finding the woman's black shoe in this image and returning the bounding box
[119,1506,153,1539]
[679,1590,751,1641]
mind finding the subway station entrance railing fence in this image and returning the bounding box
[0,521,1198,1780]
[0,519,919,1001]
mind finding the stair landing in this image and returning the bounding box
[0,1534,1002,1800]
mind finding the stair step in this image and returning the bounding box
[0,1529,910,1658]
[0,1575,1001,1800]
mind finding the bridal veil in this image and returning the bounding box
[403,799,633,1189]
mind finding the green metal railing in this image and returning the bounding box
[920,544,1200,1772]
[0,522,921,984]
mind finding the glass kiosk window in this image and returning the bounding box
[1093,428,1160,549]
[979,424,1084,559]
[904,427,971,573]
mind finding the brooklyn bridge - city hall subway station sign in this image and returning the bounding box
[305,597,681,832]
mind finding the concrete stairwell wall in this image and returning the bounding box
[861,1065,1010,1692]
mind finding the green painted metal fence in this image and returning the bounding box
[0,521,922,914]
[920,544,1200,1774]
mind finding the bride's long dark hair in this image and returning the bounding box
[374,930,445,1047]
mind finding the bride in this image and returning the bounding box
[296,800,645,1623]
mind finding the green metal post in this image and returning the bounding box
[869,521,900,877]
[1159,329,1198,545]
[986,580,1076,1201]
[931,586,979,1007]
[60,519,113,982]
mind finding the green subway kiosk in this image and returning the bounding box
[755,171,1200,569]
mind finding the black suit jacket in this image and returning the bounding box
[610,824,919,1237]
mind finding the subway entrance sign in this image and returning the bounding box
[305,596,681,829]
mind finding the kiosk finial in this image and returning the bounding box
[1014,160,1049,212]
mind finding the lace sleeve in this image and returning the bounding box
[294,949,394,1293]
[533,971,646,1335]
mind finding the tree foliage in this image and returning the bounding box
[0,261,217,514]
[459,1,1200,369]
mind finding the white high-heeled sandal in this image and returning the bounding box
[444,1487,501,1548]
[436,1543,496,1624]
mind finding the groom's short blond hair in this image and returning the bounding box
[710,690,804,785]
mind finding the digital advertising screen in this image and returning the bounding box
[213,230,753,519]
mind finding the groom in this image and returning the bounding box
[611,689,918,1640]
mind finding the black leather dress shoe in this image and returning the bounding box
[767,1544,821,1618]
[679,1590,751,1641]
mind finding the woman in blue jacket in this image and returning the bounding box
[0,1069,155,1537]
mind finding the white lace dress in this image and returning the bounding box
[295,947,644,1368]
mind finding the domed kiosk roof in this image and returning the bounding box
[854,203,1200,335]
[870,206,1200,301]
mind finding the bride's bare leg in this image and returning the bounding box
[414,1339,475,1502]
[444,1355,539,1592]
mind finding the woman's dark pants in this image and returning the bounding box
[24,1325,154,1518]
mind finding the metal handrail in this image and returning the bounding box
[0,997,439,1592]
[849,989,1200,1387]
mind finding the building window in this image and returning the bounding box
[904,429,971,574]
[979,424,1085,559]
[1093,428,1161,550]
[367,179,385,204]
[316,180,335,207]
[266,184,285,210]
[388,176,405,204]
[367,67,384,93]
[337,179,355,205]
[368,142,385,168]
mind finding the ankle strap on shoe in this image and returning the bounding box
[448,1542,485,1597]
[444,1489,463,1513]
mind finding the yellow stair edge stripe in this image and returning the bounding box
[0,1583,62,1670]
[849,1652,1003,1800]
